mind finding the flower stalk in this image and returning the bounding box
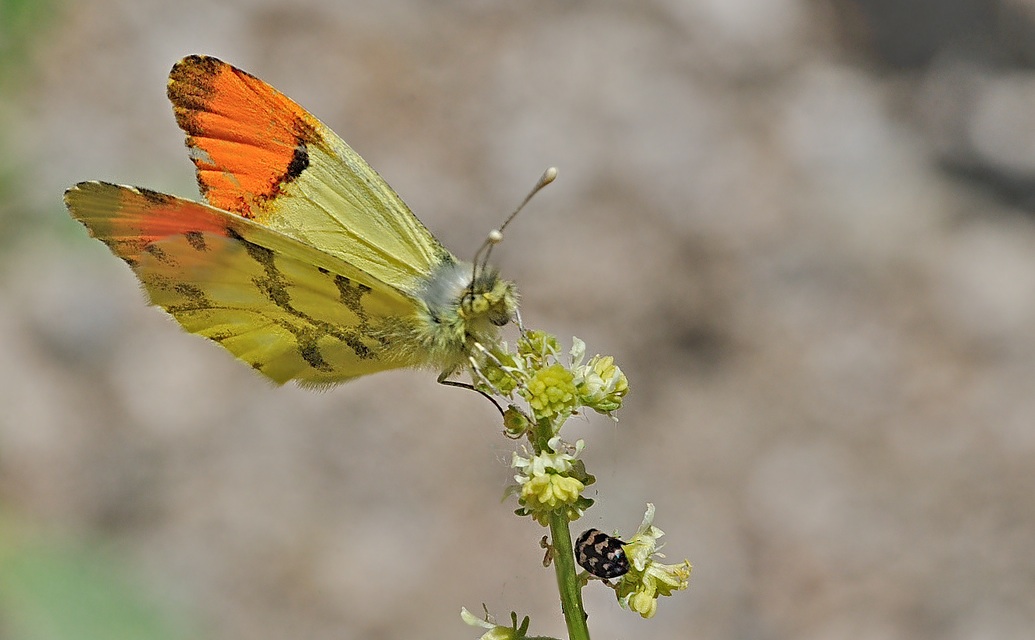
[462,330,690,639]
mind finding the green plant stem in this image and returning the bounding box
[548,509,590,640]
[530,416,590,640]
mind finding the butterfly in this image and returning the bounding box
[64,55,540,387]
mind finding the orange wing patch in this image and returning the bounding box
[167,55,320,218]
[63,181,231,267]
[64,181,423,385]
[165,55,448,290]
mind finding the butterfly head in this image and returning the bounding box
[460,266,518,328]
[409,258,517,375]
[416,259,517,334]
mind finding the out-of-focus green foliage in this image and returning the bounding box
[0,10,191,639]
[0,0,55,74]
[0,0,59,252]
[0,512,191,640]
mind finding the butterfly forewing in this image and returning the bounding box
[167,55,451,293]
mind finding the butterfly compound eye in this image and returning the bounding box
[489,309,511,326]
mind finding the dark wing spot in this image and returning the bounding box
[184,231,208,252]
[143,244,173,265]
[343,335,372,359]
[173,283,211,308]
[299,338,331,371]
[167,55,222,114]
[285,144,309,180]
[136,187,174,206]
[333,275,372,319]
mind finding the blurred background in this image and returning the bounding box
[2,0,1035,638]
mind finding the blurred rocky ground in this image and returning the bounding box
[1,1,1034,638]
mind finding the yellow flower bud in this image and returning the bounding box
[574,354,629,415]
[522,364,577,419]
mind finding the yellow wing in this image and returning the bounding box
[166,54,453,293]
[64,181,422,385]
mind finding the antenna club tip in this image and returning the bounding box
[542,167,558,185]
[487,229,504,245]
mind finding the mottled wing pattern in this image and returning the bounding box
[64,181,421,385]
[166,54,452,294]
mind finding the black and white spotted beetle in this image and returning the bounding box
[575,528,630,579]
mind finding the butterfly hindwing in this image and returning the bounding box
[64,181,421,384]
[166,55,451,294]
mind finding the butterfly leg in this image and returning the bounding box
[437,370,506,417]
[470,341,508,371]
[513,308,528,337]
[469,341,531,399]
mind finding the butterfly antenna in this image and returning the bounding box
[472,167,558,274]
